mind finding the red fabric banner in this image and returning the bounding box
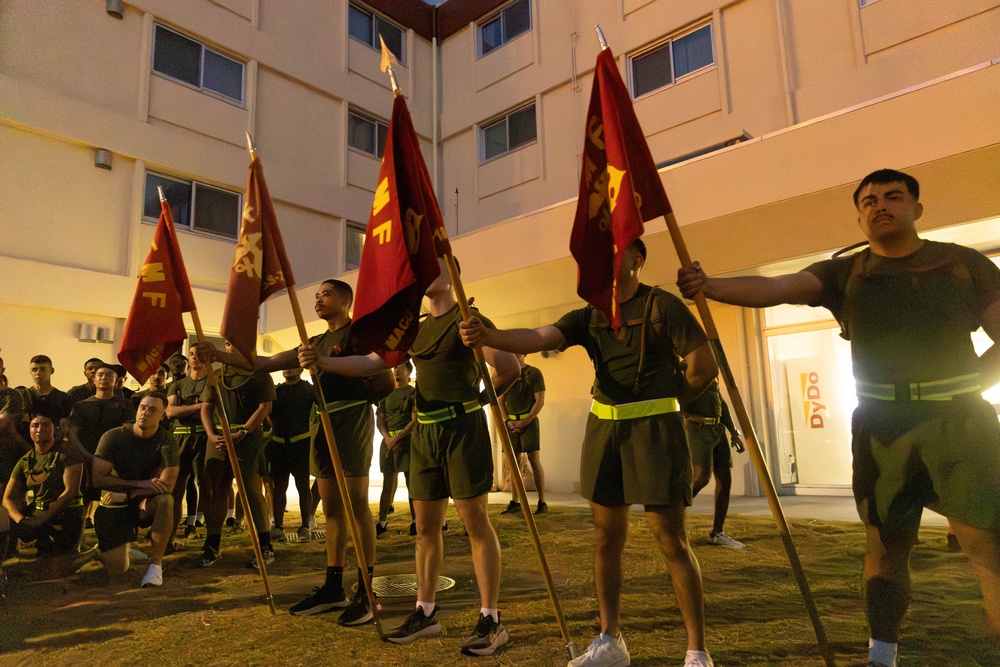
[351,94,452,368]
[220,154,296,364]
[570,47,671,330]
[118,199,197,385]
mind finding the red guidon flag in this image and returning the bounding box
[118,199,197,385]
[570,47,671,330]
[351,94,451,368]
[220,154,295,364]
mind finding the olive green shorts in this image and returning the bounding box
[310,403,374,478]
[581,411,692,507]
[409,410,492,501]
[684,423,732,472]
[507,418,540,455]
[379,436,411,475]
[852,396,1000,535]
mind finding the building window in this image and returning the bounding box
[345,222,366,269]
[480,103,537,162]
[629,23,714,99]
[143,172,242,241]
[347,110,389,159]
[348,4,406,65]
[479,0,531,57]
[152,24,244,104]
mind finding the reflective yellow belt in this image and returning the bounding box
[311,399,368,422]
[856,374,981,401]
[388,429,402,437]
[35,498,84,511]
[591,397,680,421]
[271,432,310,444]
[506,412,530,421]
[417,399,483,424]
[173,425,205,435]
[685,416,720,426]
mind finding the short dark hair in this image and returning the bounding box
[159,363,170,372]
[29,355,53,367]
[112,364,128,380]
[628,238,647,261]
[85,357,104,366]
[142,391,169,409]
[321,279,354,307]
[401,360,413,372]
[853,169,920,207]
[27,410,56,426]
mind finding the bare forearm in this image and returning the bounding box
[314,353,389,377]
[479,327,564,355]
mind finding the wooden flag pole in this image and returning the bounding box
[158,186,276,615]
[442,253,577,660]
[245,136,382,637]
[662,213,836,666]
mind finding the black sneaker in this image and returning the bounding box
[198,547,220,567]
[408,521,417,536]
[384,606,443,644]
[441,522,449,533]
[946,533,961,552]
[85,517,94,530]
[376,521,388,536]
[184,525,198,539]
[534,501,549,515]
[386,505,395,515]
[289,585,348,616]
[460,612,509,656]
[248,546,275,569]
[500,501,521,515]
[338,589,379,626]
[225,517,235,528]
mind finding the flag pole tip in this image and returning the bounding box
[156,185,167,203]
[595,25,608,50]
[246,132,256,157]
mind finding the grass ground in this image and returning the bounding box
[0,504,996,666]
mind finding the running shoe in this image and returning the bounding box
[338,589,379,626]
[198,547,220,567]
[460,612,509,657]
[709,532,745,549]
[248,546,275,569]
[140,563,163,588]
[296,526,311,542]
[384,606,443,644]
[289,585,348,616]
[568,633,630,667]
[534,501,549,515]
[500,500,521,515]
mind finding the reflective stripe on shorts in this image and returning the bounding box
[591,397,680,421]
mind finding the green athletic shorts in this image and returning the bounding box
[310,403,374,478]
[18,506,85,556]
[379,436,411,475]
[852,395,1000,535]
[507,418,540,455]
[409,410,492,501]
[95,501,152,552]
[581,411,692,507]
[205,429,267,477]
[684,423,732,472]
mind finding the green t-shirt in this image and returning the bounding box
[167,375,210,427]
[0,387,24,416]
[378,385,416,432]
[308,323,373,402]
[22,387,73,422]
[94,424,179,482]
[504,365,545,415]
[202,368,276,428]
[69,395,135,455]
[804,241,1000,383]
[684,380,722,419]
[12,442,84,504]
[271,379,315,438]
[0,430,30,484]
[553,284,707,404]
[410,304,494,409]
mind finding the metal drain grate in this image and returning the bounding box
[357,574,456,598]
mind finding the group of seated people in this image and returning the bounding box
[0,350,314,590]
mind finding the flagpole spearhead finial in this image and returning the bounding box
[379,35,400,95]
[246,132,257,158]
[595,25,608,50]
[157,185,167,203]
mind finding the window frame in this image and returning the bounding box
[478,101,538,164]
[347,109,390,159]
[627,21,716,100]
[142,171,243,242]
[477,0,532,58]
[345,221,367,270]
[151,23,246,106]
[347,3,407,66]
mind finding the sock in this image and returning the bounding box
[226,509,236,520]
[377,520,387,528]
[416,600,435,616]
[186,516,196,527]
[325,566,344,591]
[480,607,498,623]
[357,566,374,586]
[309,517,317,530]
[205,534,221,552]
[258,532,271,550]
[869,639,897,667]
[686,650,711,663]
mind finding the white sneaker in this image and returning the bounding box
[141,563,163,588]
[568,633,630,667]
[683,650,714,667]
[709,532,745,549]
